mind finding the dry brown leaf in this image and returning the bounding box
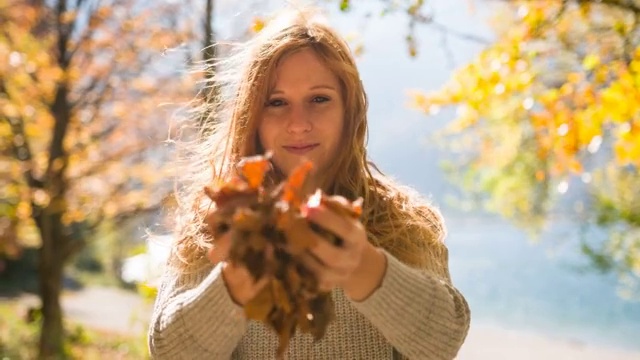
[202,154,363,359]
[276,210,318,255]
[244,285,274,322]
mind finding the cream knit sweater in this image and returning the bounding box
[148,248,470,359]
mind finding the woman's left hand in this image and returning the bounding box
[302,196,387,301]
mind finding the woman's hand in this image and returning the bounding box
[205,209,270,306]
[302,197,387,302]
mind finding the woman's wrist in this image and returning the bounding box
[343,244,387,302]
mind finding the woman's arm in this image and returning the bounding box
[302,197,470,359]
[148,263,248,359]
[350,249,470,360]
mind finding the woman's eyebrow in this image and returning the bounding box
[309,85,337,91]
[270,84,338,95]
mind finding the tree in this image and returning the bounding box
[334,0,489,59]
[0,0,196,357]
[410,0,640,294]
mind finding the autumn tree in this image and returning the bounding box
[411,0,640,294]
[0,0,198,357]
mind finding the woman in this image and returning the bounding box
[149,7,470,360]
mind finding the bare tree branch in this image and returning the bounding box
[68,122,118,153]
[1,84,44,188]
[427,21,492,45]
[67,0,104,60]
[112,202,166,227]
[72,67,115,110]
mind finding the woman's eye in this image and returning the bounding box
[312,96,330,103]
[267,99,285,107]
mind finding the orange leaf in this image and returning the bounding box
[237,153,272,189]
[281,161,313,207]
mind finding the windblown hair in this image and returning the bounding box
[168,7,450,280]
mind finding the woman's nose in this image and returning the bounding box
[286,105,312,133]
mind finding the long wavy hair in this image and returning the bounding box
[168,8,450,280]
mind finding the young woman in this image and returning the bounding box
[148,8,470,360]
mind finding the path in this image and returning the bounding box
[61,286,153,336]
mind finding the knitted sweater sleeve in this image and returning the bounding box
[351,250,471,360]
[147,262,247,359]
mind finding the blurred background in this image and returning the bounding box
[1,0,639,359]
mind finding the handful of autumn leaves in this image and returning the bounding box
[203,153,363,358]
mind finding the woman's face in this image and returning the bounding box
[258,48,344,182]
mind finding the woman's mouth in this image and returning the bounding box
[283,144,319,155]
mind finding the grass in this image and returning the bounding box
[0,300,149,360]
[0,231,155,359]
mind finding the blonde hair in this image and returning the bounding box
[168,7,450,280]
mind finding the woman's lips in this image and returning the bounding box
[283,144,319,155]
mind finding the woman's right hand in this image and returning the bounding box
[205,212,270,306]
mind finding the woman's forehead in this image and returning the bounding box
[266,49,338,89]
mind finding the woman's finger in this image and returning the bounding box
[305,204,356,245]
[299,252,344,291]
[221,260,271,305]
[308,237,346,268]
[300,251,324,274]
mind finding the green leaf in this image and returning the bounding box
[339,0,350,12]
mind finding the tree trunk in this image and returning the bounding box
[199,0,219,133]
[37,249,65,359]
[36,34,72,355]
[34,206,68,359]
[203,0,216,69]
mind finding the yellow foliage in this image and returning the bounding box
[538,89,559,106]
[415,0,640,258]
[252,17,266,33]
[579,2,592,18]
[613,128,640,166]
[567,157,584,174]
[60,10,77,25]
[566,72,582,84]
[408,91,429,111]
[61,209,85,225]
[0,1,198,259]
[15,201,32,220]
[407,1,640,292]
[582,54,600,71]
[0,122,10,138]
[2,103,20,118]
[594,66,609,84]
